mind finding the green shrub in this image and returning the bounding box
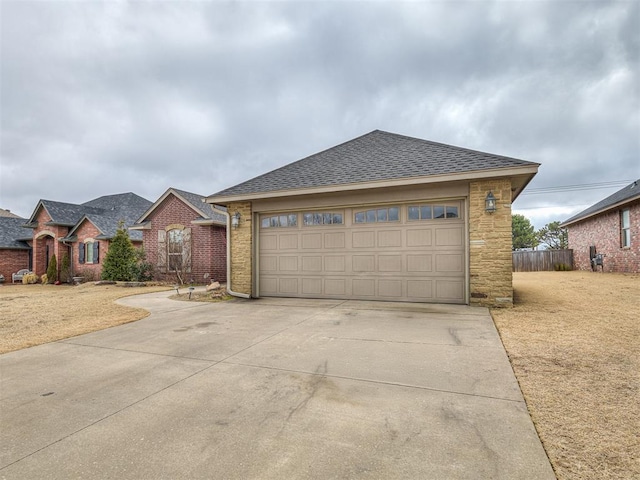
[60,252,71,283]
[101,223,136,281]
[46,254,57,283]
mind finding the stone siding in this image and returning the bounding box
[469,179,513,307]
[227,202,253,295]
[567,200,640,273]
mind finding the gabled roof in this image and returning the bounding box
[65,193,152,241]
[133,188,227,228]
[0,216,31,249]
[26,200,104,227]
[561,179,640,227]
[206,130,539,203]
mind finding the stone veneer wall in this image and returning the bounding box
[228,201,253,295]
[469,179,513,307]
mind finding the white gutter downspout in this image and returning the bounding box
[222,210,250,299]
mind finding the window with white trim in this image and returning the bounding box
[303,212,343,226]
[621,209,631,247]
[354,206,399,224]
[78,239,99,264]
[261,214,298,228]
[408,204,459,220]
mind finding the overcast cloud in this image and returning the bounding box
[1,1,638,228]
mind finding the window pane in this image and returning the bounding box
[262,218,270,228]
[622,209,630,228]
[279,215,288,227]
[270,217,278,227]
[86,243,93,263]
[377,209,388,222]
[324,213,332,224]
[332,213,343,224]
[288,214,297,227]
[434,206,445,219]
[446,206,458,218]
[303,213,312,225]
[623,230,631,247]
[355,212,365,223]
[408,206,419,220]
[420,206,432,219]
[388,207,399,221]
[366,210,376,223]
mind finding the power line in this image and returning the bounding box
[520,180,634,195]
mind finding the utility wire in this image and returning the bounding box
[520,180,635,195]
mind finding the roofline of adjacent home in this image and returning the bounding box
[0,244,31,250]
[134,188,227,225]
[560,193,640,227]
[205,165,540,204]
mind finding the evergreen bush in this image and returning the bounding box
[101,222,136,281]
[60,252,71,283]
[46,254,57,284]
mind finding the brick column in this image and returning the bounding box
[228,201,253,296]
[469,179,513,307]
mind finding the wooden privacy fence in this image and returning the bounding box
[512,249,574,272]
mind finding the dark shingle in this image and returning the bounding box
[0,217,31,249]
[172,188,227,224]
[76,193,152,241]
[562,179,640,225]
[210,130,538,198]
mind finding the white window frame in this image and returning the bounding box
[621,209,631,248]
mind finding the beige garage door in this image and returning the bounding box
[258,201,466,304]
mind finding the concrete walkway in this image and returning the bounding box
[0,291,555,479]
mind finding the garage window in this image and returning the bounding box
[354,206,400,223]
[261,214,298,228]
[303,212,343,226]
[408,204,458,220]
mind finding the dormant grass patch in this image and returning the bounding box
[492,271,639,480]
[0,282,171,354]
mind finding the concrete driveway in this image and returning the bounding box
[0,291,555,479]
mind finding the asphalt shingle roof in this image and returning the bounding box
[210,130,538,198]
[172,188,227,224]
[562,179,640,225]
[0,216,31,249]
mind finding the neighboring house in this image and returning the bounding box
[561,179,640,273]
[0,214,32,282]
[22,193,152,281]
[206,130,539,307]
[131,188,227,283]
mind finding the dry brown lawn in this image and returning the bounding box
[492,271,639,480]
[0,282,171,354]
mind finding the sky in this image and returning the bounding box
[1,1,638,229]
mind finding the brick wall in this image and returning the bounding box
[469,179,513,307]
[227,201,252,295]
[0,249,30,282]
[567,200,640,273]
[32,208,69,279]
[71,220,108,281]
[141,194,227,283]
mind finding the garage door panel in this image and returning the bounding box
[353,231,375,248]
[302,256,322,272]
[378,230,402,247]
[259,202,465,304]
[279,234,298,249]
[353,279,376,296]
[435,227,463,246]
[407,229,433,247]
[407,254,432,272]
[324,256,346,272]
[302,233,322,249]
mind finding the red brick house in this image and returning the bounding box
[0,210,32,282]
[22,193,152,281]
[131,188,227,284]
[561,179,640,273]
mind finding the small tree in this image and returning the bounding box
[130,247,154,282]
[101,222,136,281]
[512,214,538,250]
[46,254,58,284]
[537,221,568,250]
[60,252,71,283]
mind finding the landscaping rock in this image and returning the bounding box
[206,281,221,291]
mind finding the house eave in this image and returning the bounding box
[560,194,640,227]
[206,165,539,205]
